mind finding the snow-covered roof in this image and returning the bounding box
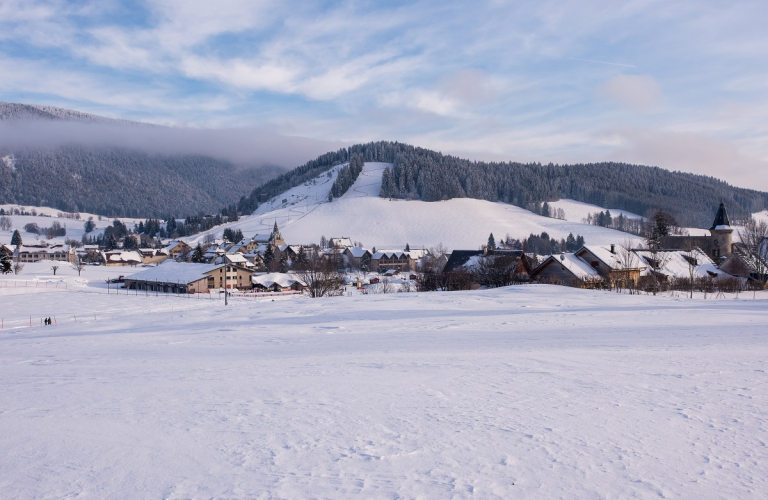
[634,249,724,279]
[346,246,370,258]
[126,261,224,284]
[405,248,430,259]
[329,237,353,248]
[252,272,304,288]
[225,253,252,266]
[372,251,408,259]
[105,250,142,263]
[539,253,601,281]
[578,245,645,270]
[166,241,187,252]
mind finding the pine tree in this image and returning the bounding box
[11,229,22,247]
[0,246,12,274]
[191,243,205,263]
[84,219,95,233]
[279,253,288,273]
[263,245,275,269]
[405,243,410,252]
[541,202,550,217]
[104,233,118,251]
[487,233,496,250]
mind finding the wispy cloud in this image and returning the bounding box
[1,0,767,189]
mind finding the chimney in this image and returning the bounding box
[610,244,615,254]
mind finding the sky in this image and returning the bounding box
[1,0,767,190]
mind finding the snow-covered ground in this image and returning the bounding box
[548,198,644,223]
[1,266,767,498]
[187,163,647,250]
[0,204,143,246]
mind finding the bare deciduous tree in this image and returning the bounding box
[738,217,768,286]
[295,253,344,298]
[0,215,12,231]
[72,257,86,277]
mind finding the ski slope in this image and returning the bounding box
[1,272,767,499]
[189,163,646,250]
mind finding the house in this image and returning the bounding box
[124,261,254,293]
[252,272,305,292]
[574,244,646,288]
[344,246,372,270]
[371,250,415,273]
[719,242,768,283]
[442,250,483,273]
[530,253,604,288]
[15,243,76,264]
[166,240,191,259]
[329,237,353,249]
[223,252,255,269]
[138,248,169,265]
[103,250,143,266]
[633,248,726,281]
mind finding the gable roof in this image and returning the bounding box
[345,246,371,258]
[126,261,227,284]
[252,272,304,288]
[443,250,483,273]
[533,253,601,281]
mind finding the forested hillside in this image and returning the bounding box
[238,141,768,227]
[0,102,284,217]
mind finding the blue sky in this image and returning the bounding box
[1,0,767,189]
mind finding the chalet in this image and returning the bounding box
[719,242,768,283]
[103,250,143,266]
[166,240,191,259]
[344,246,372,270]
[530,253,603,288]
[124,261,254,293]
[252,272,306,292]
[574,244,646,288]
[633,248,726,281]
[329,237,353,248]
[442,250,483,273]
[138,248,169,265]
[223,253,255,269]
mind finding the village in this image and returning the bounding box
[2,202,766,297]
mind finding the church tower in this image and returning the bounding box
[269,221,286,247]
[709,203,733,258]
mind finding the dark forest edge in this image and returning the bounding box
[234,141,768,229]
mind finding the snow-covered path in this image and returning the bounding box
[1,286,767,499]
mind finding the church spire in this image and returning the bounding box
[710,202,731,230]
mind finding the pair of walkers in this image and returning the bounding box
[44,317,53,326]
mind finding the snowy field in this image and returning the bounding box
[1,269,767,498]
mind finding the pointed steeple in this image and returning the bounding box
[273,221,279,234]
[710,202,731,230]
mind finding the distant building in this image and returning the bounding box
[15,243,76,264]
[124,261,253,293]
[660,203,734,261]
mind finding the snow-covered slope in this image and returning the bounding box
[190,163,646,250]
[548,199,644,223]
[0,204,142,245]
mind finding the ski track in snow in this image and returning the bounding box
[1,276,767,499]
[186,162,649,250]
